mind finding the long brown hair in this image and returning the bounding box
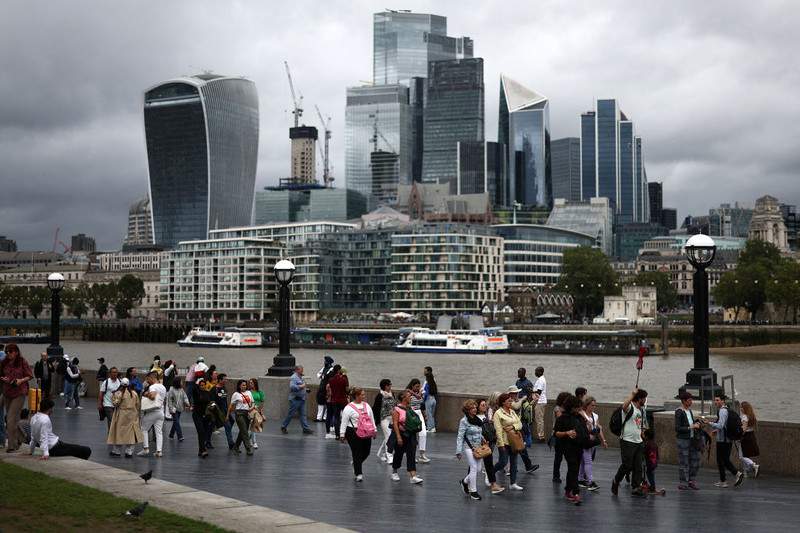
[740,401,757,430]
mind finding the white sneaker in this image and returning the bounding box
[60,393,65,397]
[484,474,492,488]
[137,449,150,456]
[410,476,424,484]
[753,464,760,478]
[386,454,393,463]
[64,406,72,410]
[418,455,431,463]
[427,428,436,433]
[510,483,524,491]
[325,433,336,440]
[377,454,387,462]
[253,443,258,449]
[154,451,163,457]
[391,473,400,481]
[76,406,83,410]
[355,474,363,482]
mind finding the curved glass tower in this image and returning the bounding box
[144,74,259,248]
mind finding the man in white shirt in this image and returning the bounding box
[22,398,91,460]
[532,367,547,442]
[138,372,167,457]
[98,367,121,454]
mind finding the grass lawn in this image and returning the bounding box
[0,461,235,533]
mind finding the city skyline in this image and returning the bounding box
[1,1,797,251]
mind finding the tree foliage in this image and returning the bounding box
[61,283,90,319]
[25,286,51,319]
[766,258,800,323]
[88,283,115,319]
[554,246,620,318]
[631,270,677,310]
[113,274,146,319]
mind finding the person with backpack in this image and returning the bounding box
[578,396,607,492]
[339,387,377,481]
[702,393,744,488]
[64,357,84,410]
[390,390,423,484]
[611,388,648,498]
[674,391,702,490]
[554,395,596,505]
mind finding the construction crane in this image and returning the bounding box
[284,61,303,128]
[315,104,333,188]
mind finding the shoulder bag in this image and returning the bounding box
[506,427,525,453]
[141,392,164,413]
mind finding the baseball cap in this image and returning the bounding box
[98,357,105,363]
[197,356,205,362]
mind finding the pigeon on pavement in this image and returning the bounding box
[140,470,153,484]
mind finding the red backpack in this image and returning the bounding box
[349,403,377,438]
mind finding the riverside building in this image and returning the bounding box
[143,74,259,249]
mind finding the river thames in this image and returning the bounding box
[27,340,800,422]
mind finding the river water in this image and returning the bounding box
[27,340,800,422]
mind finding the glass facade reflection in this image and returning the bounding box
[345,85,413,203]
[422,58,484,190]
[144,74,259,249]
[457,141,507,205]
[580,99,648,224]
[498,75,550,208]
[551,137,581,202]
[253,188,375,224]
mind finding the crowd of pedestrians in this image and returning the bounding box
[3,346,766,511]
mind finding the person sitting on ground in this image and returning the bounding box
[22,398,92,460]
[20,408,32,444]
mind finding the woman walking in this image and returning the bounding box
[551,391,571,483]
[167,378,189,441]
[423,367,438,433]
[455,399,486,500]
[107,378,143,457]
[372,379,396,463]
[162,360,177,390]
[493,393,524,491]
[739,401,760,477]
[553,395,587,505]
[674,391,701,490]
[248,378,265,449]
[0,344,34,452]
[340,387,377,481]
[476,397,504,494]
[578,396,607,491]
[391,390,423,484]
[226,379,255,455]
[406,379,430,463]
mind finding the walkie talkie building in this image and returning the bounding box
[144,74,259,248]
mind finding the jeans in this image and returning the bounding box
[494,446,519,484]
[185,381,195,406]
[326,402,345,437]
[424,395,437,430]
[614,440,645,490]
[716,441,738,481]
[677,437,700,484]
[281,397,309,431]
[206,416,234,446]
[169,411,184,439]
[64,382,80,408]
[646,467,656,490]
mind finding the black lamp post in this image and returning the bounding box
[679,234,722,399]
[267,259,296,376]
[46,272,65,358]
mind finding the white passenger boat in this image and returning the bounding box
[177,327,263,348]
[393,327,509,354]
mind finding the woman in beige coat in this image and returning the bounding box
[107,378,143,457]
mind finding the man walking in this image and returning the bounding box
[98,367,120,454]
[208,374,235,450]
[96,357,109,383]
[611,388,648,498]
[34,352,55,399]
[702,394,744,488]
[22,398,92,460]
[281,365,313,435]
[138,372,167,457]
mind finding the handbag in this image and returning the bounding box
[463,434,492,459]
[141,393,164,413]
[506,428,525,453]
[741,431,760,457]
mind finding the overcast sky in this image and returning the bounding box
[1,0,797,252]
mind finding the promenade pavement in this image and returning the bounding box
[5,406,797,532]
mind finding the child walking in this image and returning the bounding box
[643,428,661,493]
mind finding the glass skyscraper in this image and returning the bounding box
[498,74,551,208]
[373,11,473,87]
[580,98,648,224]
[345,85,413,203]
[422,58,484,190]
[457,141,507,205]
[144,74,259,249]
[551,137,581,202]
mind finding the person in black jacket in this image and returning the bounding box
[554,395,594,505]
[675,391,702,490]
[34,352,55,399]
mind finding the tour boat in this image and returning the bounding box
[177,327,263,348]
[393,327,509,354]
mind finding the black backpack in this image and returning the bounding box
[482,418,497,445]
[724,406,744,441]
[56,358,68,376]
[609,406,634,437]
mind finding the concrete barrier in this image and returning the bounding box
[72,371,798,477]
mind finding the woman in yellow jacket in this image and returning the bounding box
[493,393,525,490]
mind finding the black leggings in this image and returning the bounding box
[344,427,372,476]
[716,441,738,481]
[482,447,497,484]
[192,413,207,453]
[392,432,417,472]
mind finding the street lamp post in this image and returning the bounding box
[267,260,296,376]
[46,272,65,358]
[679,234,722,399]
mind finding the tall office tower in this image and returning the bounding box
[580,99,648,224]
[373,10,473,87]
[457,141,507,205]
[345,85,413,203]
[648,182,663,225]
[551,137,581,202]
[124,196,154,249]
[144,74,259,249]
[498,74,551,208]
[422,58,484,190]
[290,126,318,185]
